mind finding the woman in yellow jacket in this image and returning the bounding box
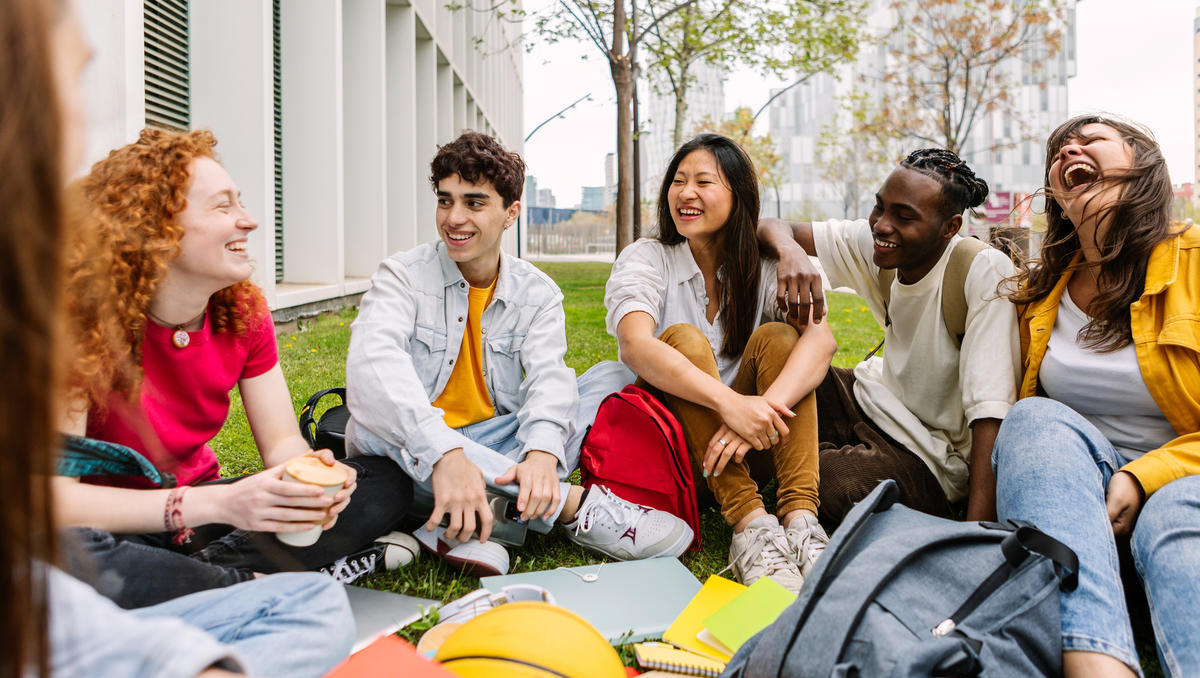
[997,114,1200,678]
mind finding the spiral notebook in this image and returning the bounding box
[633,642,725,677]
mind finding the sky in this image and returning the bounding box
[522,0,1199,208]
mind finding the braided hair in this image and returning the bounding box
[900,148,989,218]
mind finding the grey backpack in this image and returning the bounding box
[723,481,1078,678]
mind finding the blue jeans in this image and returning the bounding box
[135,572,354,678]
[352,361,635,532]
[994,397,1200,677]
[1131,474,1200,677]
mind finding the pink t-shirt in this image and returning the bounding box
[86,300,278,488]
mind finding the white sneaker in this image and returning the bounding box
[318,531,419,584]
[785,513,829,578]
[563,485,693,560]
[728,515,805,593]
[413,525,510,577]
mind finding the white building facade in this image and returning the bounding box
[79,0,524,316]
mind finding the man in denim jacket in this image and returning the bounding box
[345,132,691,574]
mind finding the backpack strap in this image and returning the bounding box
[864,237,988,359]
[940,237,988,348]
[298,387,347,449]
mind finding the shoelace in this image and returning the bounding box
[727,527,798,578]
[791,521,830,565]
[573,488,638,537]
[323,552,378,583]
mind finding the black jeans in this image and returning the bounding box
[62,455,413,609]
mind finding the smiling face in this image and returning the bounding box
[170,157,258,292]
[667,149,734,245]
[436,173,519,286]
[868,167,958,283]
[1047,122,1135,230]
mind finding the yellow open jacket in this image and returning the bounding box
[1019,224,1200,496]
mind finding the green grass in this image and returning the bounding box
[210,264,1163,675]
[210,265,881,624]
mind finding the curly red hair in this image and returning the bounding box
[66,128,265,412]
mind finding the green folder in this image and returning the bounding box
[481,557,701,644]
[702,577,797,653]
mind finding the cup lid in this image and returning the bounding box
[284,455,348,486]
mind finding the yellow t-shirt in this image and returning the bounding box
[432,279,496,428]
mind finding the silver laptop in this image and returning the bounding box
[344,585,440,653]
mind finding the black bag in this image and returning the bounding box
[724,480,1079,678]
[299,387,350,459]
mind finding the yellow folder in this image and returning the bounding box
[661,575,746,663]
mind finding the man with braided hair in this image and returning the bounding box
[758,148,1019,526]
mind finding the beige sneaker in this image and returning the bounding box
[727,515,805,593]
[785,512,830,578]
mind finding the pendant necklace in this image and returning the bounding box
[145,308,205,349]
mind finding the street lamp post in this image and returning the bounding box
[521,92,592,258]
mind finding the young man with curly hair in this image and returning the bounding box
[346,131,692,573]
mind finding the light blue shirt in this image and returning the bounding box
[346,241,578,480]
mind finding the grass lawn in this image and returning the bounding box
[210,262,1161,674]
[211,263,880,613]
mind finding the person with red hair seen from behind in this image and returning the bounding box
[3,0,353,676]
[55,128,418,609]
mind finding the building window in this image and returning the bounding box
[143,0,190,131]
[273,0,284,283]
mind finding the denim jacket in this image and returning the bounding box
[346,241,578,480]
[1020,224,1200,496]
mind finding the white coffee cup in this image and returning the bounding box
[275,455,348,547]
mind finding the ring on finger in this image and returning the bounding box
[718,438,728,446]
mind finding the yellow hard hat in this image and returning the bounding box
[434,601,626,678]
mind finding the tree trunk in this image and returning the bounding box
[672,62,690,148]
[613,57,635,254]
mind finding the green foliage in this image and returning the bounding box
[641,0,867,148]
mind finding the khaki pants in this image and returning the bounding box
[643,323,820,527]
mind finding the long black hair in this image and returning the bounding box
[656,133,768,359]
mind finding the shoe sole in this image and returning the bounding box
[580,523,695,561]
[376,532,420,570]
[413,529,508,577]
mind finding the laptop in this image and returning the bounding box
[344,585,441,653]
[481,557,702,643]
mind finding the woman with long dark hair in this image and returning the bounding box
[997,114,1200,677]
[605,134,837,592]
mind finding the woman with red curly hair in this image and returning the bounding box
[56,129,416,609]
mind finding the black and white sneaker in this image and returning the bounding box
[319,531,420,584]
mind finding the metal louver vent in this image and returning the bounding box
[273,0,284,282]
[143,0,189,131]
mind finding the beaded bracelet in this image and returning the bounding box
[164,485,195,546]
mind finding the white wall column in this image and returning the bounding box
[280,1,345,287]
[191,0,276,302]
[437,55,454,143]
[386,2,419,255]
[77,0,145,173]
[415,23,438,241]
[343,0,388,278]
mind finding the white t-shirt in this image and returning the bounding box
[813,219,1020,501]
[1040,289,1176,463]
[605,238,786,386]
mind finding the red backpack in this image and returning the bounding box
[580,384,701,551]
